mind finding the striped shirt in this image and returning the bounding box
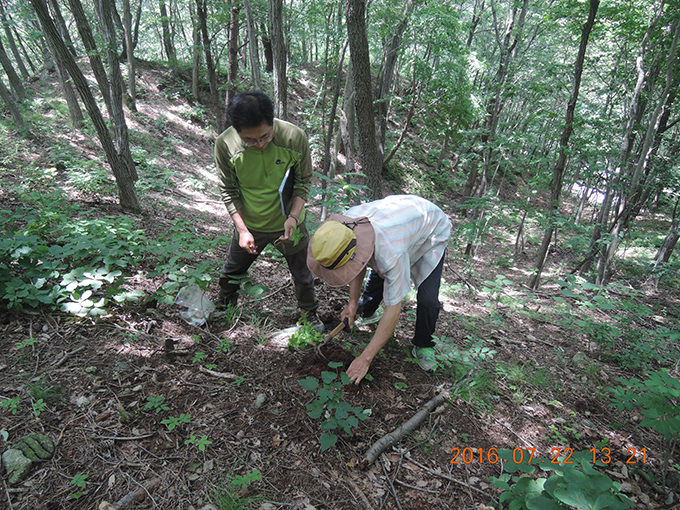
[346,195,452,306]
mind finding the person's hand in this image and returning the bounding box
[341,303,359,329]
[282,216,298,240]
[346,355,371,385]
[238,230,257,254]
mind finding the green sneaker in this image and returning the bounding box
[412,346,437,372]
[355,308,383,326]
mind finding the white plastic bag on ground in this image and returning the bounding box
[175,284,215,327]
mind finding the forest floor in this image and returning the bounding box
[1,63,680,510]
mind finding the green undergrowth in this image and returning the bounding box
[0,178,228,316]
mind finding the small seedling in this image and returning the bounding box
[161,413,191,431]
[0,397,21,415]
[185,435,212,451]
[32,398,47,417]
[69,473,88,499]
[232,376,245,387]
[288,320,323,350]
[394,382,408,390]
[299,362,370,451]
[15,337,37,350]
[232,469,262,488]
[192,352,207,364]
[144,396,169,413]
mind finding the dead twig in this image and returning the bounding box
[98,477,161,509]
[346,477,375,510]
[363,389,451,465]
[380,454,403,510]
[51,346,86,369]
[198,365,239,380]
[404,454,497,504]
[2,480,14,510]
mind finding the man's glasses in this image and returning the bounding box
[241,131,274,147]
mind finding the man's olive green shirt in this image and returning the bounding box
[215,119,312,232]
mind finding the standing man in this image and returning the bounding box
[307,195,452,383]
[215,91,322,331]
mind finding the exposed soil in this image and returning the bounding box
[1,63,679,510]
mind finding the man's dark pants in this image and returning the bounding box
[219,223,318,312]
[358,253,446,349]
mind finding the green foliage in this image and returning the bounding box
[311,171,370,215]
[69,473,88,499]
[231,469,262,488]
[288,319,324,350]
[298,362,370,451]
[161,413,191,432]
[489,449,634,510]
[15,337,37,350]
[184,434,212,451]
[0,397,21,415]
[144,396,170,413]
[212,469,264,510]
[32,398,47,417]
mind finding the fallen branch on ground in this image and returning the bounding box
[198,365,239,380]
[362,389,451,466]
[98,477,161,509]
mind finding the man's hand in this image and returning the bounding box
[281,216,298,241]
[239,230,257,255]
[340,302,359,329]
[346,354,371,385]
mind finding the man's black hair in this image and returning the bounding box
[227,91,275,132]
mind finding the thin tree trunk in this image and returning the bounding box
[67,0,113,116]
[0,78,26,131]
[0,36,25,100]
[345,0,382,199]
[224,0,240,126]
[190,0,201,100]
[269,0,287,119]
[0,0,28,79]
[47,0,77,58]
[30,0,141,212]
[244,0,262,90]
[159,0,177,73]
[122,0,136,111]
[197,0,222,132]
[597,15,680,285]
[261,22,273,73]
[529,0,599,290]
[46,41,84,128]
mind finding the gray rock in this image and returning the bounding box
[2,448,32,484]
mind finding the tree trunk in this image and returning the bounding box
[0,78,26,131]
[268,0,287,119]
[190,0,201,100]
[159,0,177,73]
[47,0,77,58]
[122,0,136,111]
[376,0,414,154]
[345,0,382,199]
[0,36,25,100]
[196,0,222,132]
[528,0,599,290]
[67,0,113,116]
[261,22,273,73]
[597,16,680,285]
[45,40,84,128]
[0,0,28,79]
[224,0,240,126]
[650,199,680,281]
[244,0,262,90]
[30,0,141,212]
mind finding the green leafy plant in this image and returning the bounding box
[489,449,634,510]
[184,435,212,451]
[298,362,370,451]
[15,337,37,350]
[232,469,262,488]
[0,397,21,415]
[144,396,169,413]
[32,398,47,417]
[192,352,207,364]
[288,319,324,349]
[609,371,680,488]
[161,413,192,431]
[69,473,88,499]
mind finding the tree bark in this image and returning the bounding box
[529,0,599,290]
[67,0,113,116]
[121,0,136,111]
[268,0,287,119]
[244,0,262,90]
[47,0,77,58]
[0,0,29,79]
[0,78,26,131]
[345,0,383,199]
[261,22,273,73]
[196,0,222,132]
[159,0,177,73]
[0,35,25,100]
[224,0,240,126]
[30,0,141,212]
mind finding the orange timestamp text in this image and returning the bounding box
[450,447,647,465]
